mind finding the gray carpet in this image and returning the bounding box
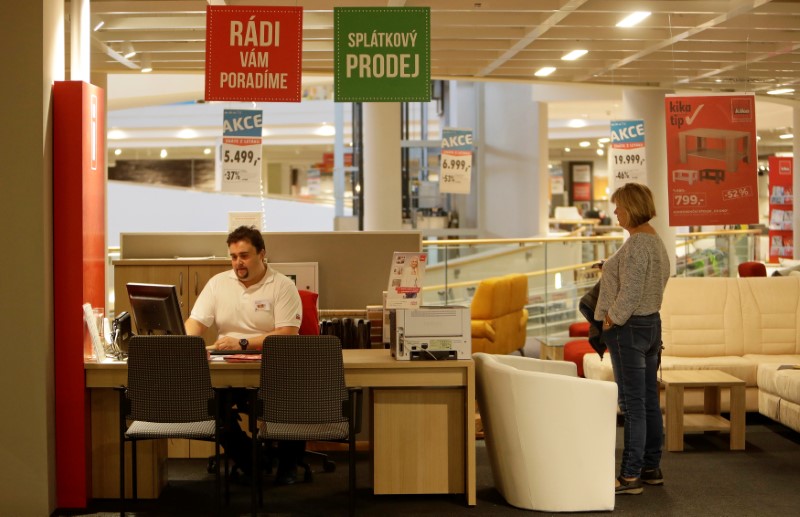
[64,413,800,516]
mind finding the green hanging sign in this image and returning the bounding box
[334,7,430,102]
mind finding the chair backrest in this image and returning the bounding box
[258,335,347,424]
[126,335,213,423]
[298,289,321,335]
[738,261,767,277]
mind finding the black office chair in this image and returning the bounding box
[118,335,225,516]
[250,335,363,516]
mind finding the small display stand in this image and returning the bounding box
[768,156,794,263]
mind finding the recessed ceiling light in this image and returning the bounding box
[314,124,336,136]
[140,55,152,73]
[561,50,588,61]
[596,149,605,156]
[176,128,198,139]
[534,67,556,77]
[160,149,168,158]
[114,149,122,156]
[564,147,571,153]
[579,141,591,148]
[568,119,587,128]
[598,137,611,143]
[203,148,212,155]
[715,78,723,83]
[616,11,651,28]
[779,133,794,140]
[767,88,795,95]
[108,129,127,140]
[123,43,136,59]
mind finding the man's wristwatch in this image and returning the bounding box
[239,338,249,350]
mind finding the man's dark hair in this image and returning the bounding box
[226,225,266,253]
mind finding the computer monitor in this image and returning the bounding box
[126,283,186,335]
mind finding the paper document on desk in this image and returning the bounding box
[386,252,427,309]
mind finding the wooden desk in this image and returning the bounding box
[85,349,476,505]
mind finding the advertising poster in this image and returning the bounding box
[220,109,263,194]
[610,120,647,189]
[334,7,430,102]
[205,6,303,102]
[768,156,794,262]
[664,94,758,226]
[439,127,473,194]
[571,163,592,202]
[386,252,427,309]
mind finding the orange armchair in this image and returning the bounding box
[471,274,529,355]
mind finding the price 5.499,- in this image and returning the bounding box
[223,149,260,165]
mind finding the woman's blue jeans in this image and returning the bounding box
[603,313,663,478]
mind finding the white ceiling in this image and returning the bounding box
[81,0,800,163]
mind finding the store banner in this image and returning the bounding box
[610,120,647,189]
[571,163,592,202]
[219,109,263,194]
[439,127,473,194]
[333,7,430,102]
[768,156,794,261]
[205,6,303,102]
[664,93,758,226]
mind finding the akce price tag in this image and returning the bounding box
[439,153,472,194]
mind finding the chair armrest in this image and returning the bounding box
[345,387,364,434]
[471,320,496,341]
[518,308,528,330]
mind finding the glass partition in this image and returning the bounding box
[422,228,760,341]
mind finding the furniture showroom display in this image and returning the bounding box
[660,369,746,452]
[470,273,528,355]
[85,348,476,505]
[584,276,800,436]
[474,353,617,512]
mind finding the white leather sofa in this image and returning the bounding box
[474,353,617,512]
[583,277,800,432]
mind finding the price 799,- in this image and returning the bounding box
[672,193,707,207]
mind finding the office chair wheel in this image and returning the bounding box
[323,459,336,473]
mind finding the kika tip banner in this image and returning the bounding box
[205,6,303,102]
[334,7,430,102]
[664,94,758,226]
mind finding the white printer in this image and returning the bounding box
[390,306,471,360]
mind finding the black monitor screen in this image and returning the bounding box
[126,283,186,336]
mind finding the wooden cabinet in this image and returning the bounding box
[114,260,229,347]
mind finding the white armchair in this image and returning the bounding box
[474,353,618,512]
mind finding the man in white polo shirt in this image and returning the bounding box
[185,225,304,485]
[186,225,301,350]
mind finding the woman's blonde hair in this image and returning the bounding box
[611,183,656,227]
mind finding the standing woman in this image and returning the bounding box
[595,183,670,495]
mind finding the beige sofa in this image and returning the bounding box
[583,277,800,432]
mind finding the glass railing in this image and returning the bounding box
[675,229,761,277]
[422,228,761,341]
[421,235,623,338]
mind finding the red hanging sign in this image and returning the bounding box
[205,6,303,102]
[768,156,794,262]
[664,94,758,226]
